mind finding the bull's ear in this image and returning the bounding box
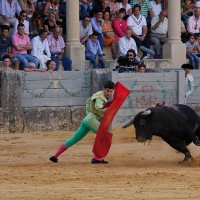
[142,110,151,116]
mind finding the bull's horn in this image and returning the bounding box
[142,110,151,115]
[122,119,134,128]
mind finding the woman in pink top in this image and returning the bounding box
[112,8,127,42]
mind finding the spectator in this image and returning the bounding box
[91,10,104,50]
[129,0,154,20]
[118,0,132,17]
[85,32,106,69]
[47,26,72,71]
[43,0,61,21]
[91,0,110,17]
[23,62,47,72]
[112,8,127,43]
[79,0,93,20]
[109,0,120,19]
[137,63,146,73]
[126,49,141,71]
[59,0,66,35]
[181,0,196,26]
[31,29,51,69]
[0,25,20,70]
[181,63,194,99]
[181,20,187,43]
[118,28,138,57]
[18,0,35,21]
[29,11,42,39]
[150,0,162,17]
[44,12,59,35]
[0,55,13,72]
[151,10,168,58]
[186,34,199,69]
[0,0,21,26]
[127,4,155,61]
[187,7,200,37]
[13,10,29,35]
[80,16,93,45]
[196,0,200,7]
[46,59,57,73]
[12,23,38,70]
[102,11,117,59]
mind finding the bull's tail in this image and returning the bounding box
[122,119,134,128]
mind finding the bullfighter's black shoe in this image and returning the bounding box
[50,156,58,163]
[194,138,200,146]
[91,159,108,164]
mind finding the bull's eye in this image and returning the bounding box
[140,119,145,126]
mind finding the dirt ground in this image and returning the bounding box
[1,125,200,200]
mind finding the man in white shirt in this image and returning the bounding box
[31,29,51,69]
[118,28,138,56]
[80,16,93,45]
[150,10,168,58]
[127,4,155,60]
[150,0,162,17]
[187,7,200,37]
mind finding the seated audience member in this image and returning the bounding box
[85,32,106,69]
[126,49,141,71]
[150,10,168,58]
[137,63,146,73]
[80,16,93,45]
[150,0,162,17]
[23,62,46,72]
[43,0,61,21]
[59,0,66,35]
[44,12,60,35]
[12,23,38,70]
[187,7,200,37]
[29,12,42,39]
[118,28,138,57]
[102,11,117,59]
[127,4,155,61]
[13,11,29,35]
[114,56,132,73]
[186,34,199,69]
[46,59,57,72]
[109,0,120,19]
[91,0,110,17]
[181,20,187,43]
[47,26,72,71]
[118,0,132,17]
[181,0,195,26]
[91,10,104,50]
[18,0,35,21]
[0,0,21,26]
[0,25,20,70]
[0,55,13,72]
[79,0,93,20]
[112,8,127,43]
[31,29,51,69]
[37,0,47,12]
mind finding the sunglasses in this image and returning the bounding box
[22,15,27,17]
[84,19,90,22]
[127,54,134,57]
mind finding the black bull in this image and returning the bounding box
[123,104,200,163]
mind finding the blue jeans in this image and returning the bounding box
[186,54,199,69]
[51,54,72,71]
[80,4,93,19]
[15,54,38,69]
[86,55,105,69]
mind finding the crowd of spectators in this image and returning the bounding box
[1,0,200,73]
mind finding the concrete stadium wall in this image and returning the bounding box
[0,68,200,133]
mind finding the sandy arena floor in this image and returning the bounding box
[1,126,200,200]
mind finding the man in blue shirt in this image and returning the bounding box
[85,32,106,69]
[0,25,20,70]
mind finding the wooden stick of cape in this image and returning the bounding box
[92,82,130,158]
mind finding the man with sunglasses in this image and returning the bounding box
[80,16,93,45]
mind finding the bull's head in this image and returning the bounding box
[123,109,154,143]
